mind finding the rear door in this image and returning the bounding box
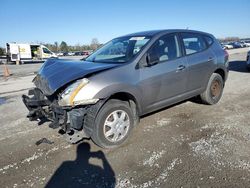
[180,33,215,92]
[8,43,20,61]
[18,44,31,59]
[137,33,188,113]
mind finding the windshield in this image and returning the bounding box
[86,36,151,63]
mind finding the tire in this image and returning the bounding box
[200,73,224,105]
[87,99,135,148]
[247,66,250,72]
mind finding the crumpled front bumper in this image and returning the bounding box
[22,88,86,133]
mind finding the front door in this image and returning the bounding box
[137,33,188,113]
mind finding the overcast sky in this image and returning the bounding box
[1,0,250,47]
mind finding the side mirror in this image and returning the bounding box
[146,52,159,66]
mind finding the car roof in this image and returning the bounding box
[120,29,213,38]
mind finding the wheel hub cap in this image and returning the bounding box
[103,110,130,142]
[211,80,221,98]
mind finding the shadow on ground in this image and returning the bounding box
[229,60,249,73]
[45,142,116,188]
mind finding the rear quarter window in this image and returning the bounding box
[204,35,214,46]
[181,33,207,55]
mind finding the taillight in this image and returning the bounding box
[224,49,229,62]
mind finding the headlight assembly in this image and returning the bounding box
[59,78,90,106]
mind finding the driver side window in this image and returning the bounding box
[148,34,181,63]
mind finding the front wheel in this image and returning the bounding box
[90,99,135,148]
[200,73,224,105]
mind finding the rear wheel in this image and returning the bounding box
[200,73,224,105]
[90,99,134,148]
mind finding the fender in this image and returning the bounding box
[93,83,143,115]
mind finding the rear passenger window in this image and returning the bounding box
[148,34,181,63]
[181,33,207,55]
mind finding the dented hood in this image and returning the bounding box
[33,59,120,96]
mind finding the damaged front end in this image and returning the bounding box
[22,59,119,143]
[22,87,92,143]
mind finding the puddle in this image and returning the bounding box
[0,97,7,105]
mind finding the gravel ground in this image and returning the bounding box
[0,49,249,188]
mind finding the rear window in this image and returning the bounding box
[204,36,213,46]
[181,33,207,55]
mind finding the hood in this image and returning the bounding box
[33,58,120,96]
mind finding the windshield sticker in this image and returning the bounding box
[129,37,145,41]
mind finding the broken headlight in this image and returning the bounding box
[59,78,89,106]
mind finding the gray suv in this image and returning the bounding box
[23,29,229,148]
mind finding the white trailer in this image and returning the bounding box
[6,43,57,63]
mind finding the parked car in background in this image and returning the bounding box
[22,29,229,148]
[238,41,247,47]
[82,51,90,56]
[74,51,83,56]
[229,42,243,48]
[221,43,233,50]
[247,50,250,71]
[241,41,250,47]
[73,51,91,56]
[56,52,64,56]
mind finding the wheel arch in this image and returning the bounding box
[214,68,226,82]
[107,92,141,121]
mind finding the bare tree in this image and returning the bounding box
[219,37,240,43]
[90,38,100,50]
[75,43,82,51]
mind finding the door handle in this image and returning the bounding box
[208,57,214,61]
[177,65,186,71]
